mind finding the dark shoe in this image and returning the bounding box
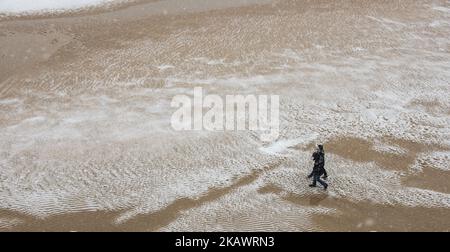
[309,184,317,187]
[324,184,328,190]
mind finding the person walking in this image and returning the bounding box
[308,144,328,190]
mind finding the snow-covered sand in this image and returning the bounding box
[0,0,449,231]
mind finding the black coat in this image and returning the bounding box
[312,151,325,173]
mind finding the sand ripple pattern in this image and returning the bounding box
[0,0,450,231]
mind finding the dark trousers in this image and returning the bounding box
[312,173,328,188]
[308,168,327,179]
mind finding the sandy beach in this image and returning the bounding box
[1,0,450,231]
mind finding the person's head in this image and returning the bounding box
[318,144,324,152]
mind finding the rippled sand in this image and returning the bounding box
[0,0,450,231]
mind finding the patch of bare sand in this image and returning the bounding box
[0,31,72,84]
[310,198,450,232]
[0,209,122,232]
[324,137,423,170]
[403,166,450,194]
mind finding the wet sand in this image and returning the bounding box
[1,0,450,231]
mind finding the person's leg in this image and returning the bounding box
[316,175,328,189]
[309,173,317,187]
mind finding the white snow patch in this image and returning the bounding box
[411,151,450,172]
[0,0,119,14]
[156,65,175,71]
[260,134,318,156]
[432,6,450,13]
[372,140,408,155]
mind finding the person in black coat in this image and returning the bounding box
[307,144,328,190]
